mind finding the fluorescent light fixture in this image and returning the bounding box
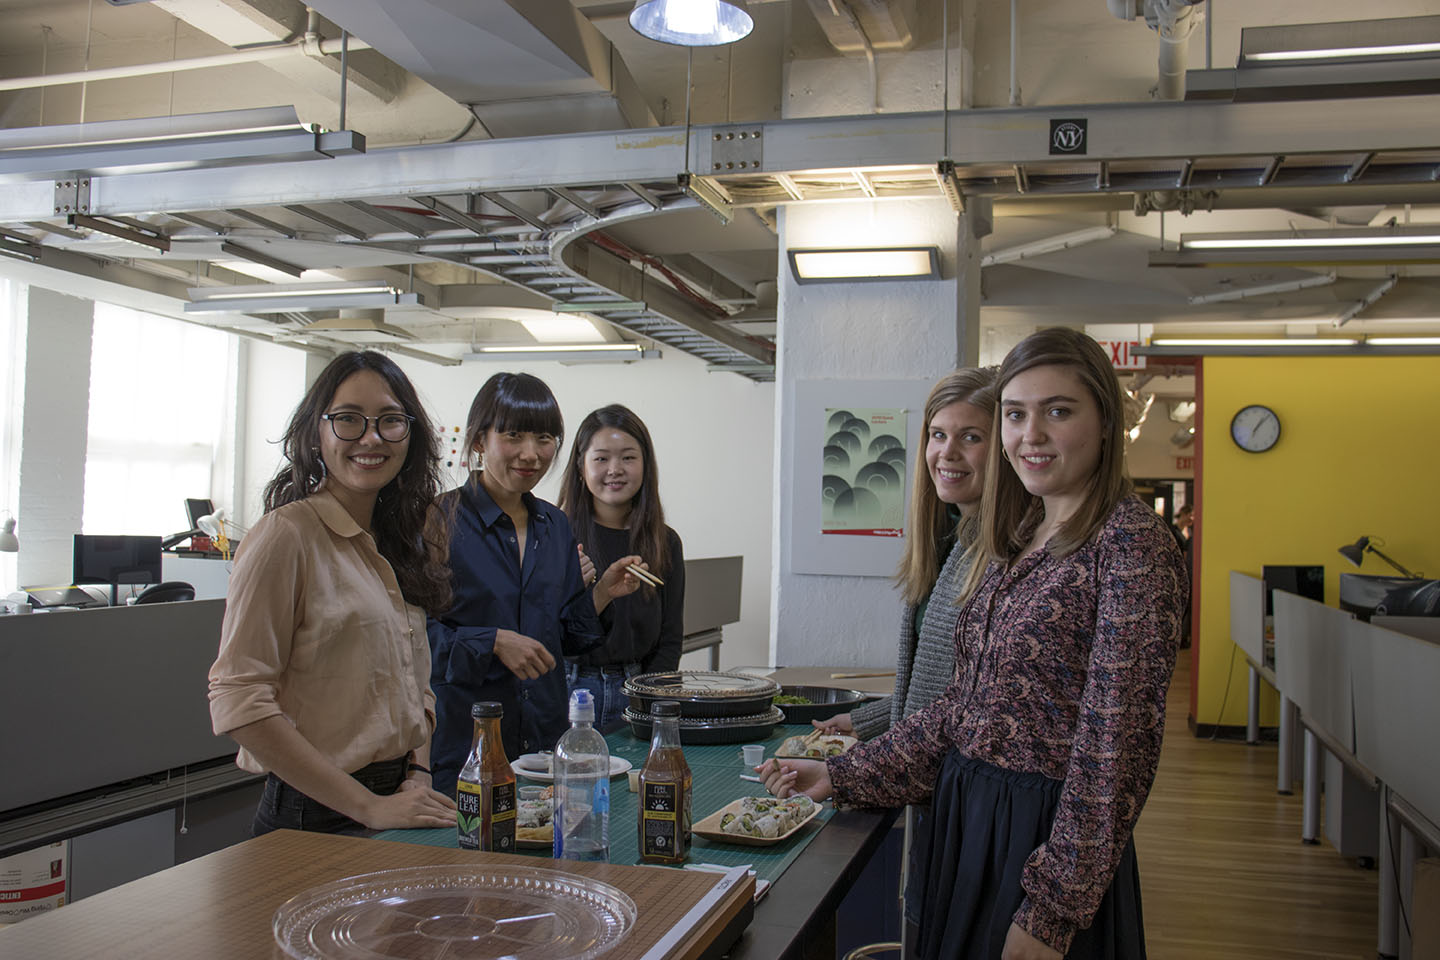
[788,247,941,283]
[1150,338,1358,347]
[463,343,653,363]
[185,281,422,315]
[630,0,754,47]
[0,107,363,183]
[1366,337,1440,345]
[553,301,647,313]
[1153,228,1440,268]
[1247,42,1440,62]
[1182,233,1440,250]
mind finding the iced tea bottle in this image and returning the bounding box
[457,701,516,853]
[638,700,692,864]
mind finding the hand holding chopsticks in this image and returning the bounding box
[587,554,660,615]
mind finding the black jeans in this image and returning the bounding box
[252,757,407,836]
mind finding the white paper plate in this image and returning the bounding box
[511,753,632,784]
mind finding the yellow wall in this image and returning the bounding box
[1196,355,1440,725]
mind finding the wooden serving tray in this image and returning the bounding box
[693,798,824,847]
[0,830,753,960]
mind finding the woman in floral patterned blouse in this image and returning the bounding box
[761,327,1186,960]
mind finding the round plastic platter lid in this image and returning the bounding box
[272,864,638,960]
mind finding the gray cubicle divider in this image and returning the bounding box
[1351,619,1440,827]
[682,556,743,636]
[1372,616,1440,647]
[0,599,231,814]
[1273,591,1356,755]
[1230,572,1266,665]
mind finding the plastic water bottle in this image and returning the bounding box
[552,688,610,862]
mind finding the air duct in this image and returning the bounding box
[1108,0,1206,100]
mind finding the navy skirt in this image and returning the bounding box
[910,751,1146,960]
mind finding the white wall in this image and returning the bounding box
[236,347,778,671]
[772,198,973,670]
[237,339,307,525]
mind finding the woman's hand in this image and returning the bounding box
[813,713,854,735]
[756,758,833,802]
[361,785,457,831]
[399,770,432,793]
[577,543,597,586]
[1001,923,1062,960]
[591,554,646,614]
[494,628,556,679]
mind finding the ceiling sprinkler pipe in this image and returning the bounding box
[1154,0,1202,100]
[0,36,370,92]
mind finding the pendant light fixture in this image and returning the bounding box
[630,0,753,47]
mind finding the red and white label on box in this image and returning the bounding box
[0,841,68,924]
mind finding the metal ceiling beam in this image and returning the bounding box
[7,96,1440,220]
[227,208,298,239]
[343,201,427,237]
[284,204,369,240]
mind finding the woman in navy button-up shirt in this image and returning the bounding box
[426,373,643,797]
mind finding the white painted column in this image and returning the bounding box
[16,286,93,586]
[770,198,984,668]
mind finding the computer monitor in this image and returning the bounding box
[73,534,163,605]
[1262,564,1325,616]
[185,498,214,530]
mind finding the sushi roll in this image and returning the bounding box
[720,812,736,829]
[722,813,747,835]
[754,815,780,838]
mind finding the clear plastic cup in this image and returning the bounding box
[741,744,765,770]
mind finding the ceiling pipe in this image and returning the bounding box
[0,36,372,93]
[1106,0,1205,101]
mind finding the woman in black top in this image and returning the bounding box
[558,405,685,732]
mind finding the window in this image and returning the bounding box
[83,303,233,537]
[0,280,23,596]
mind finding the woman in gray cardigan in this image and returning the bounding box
[816,366,999,741]
[810,366,998,958]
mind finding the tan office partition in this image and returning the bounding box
[1351,619,1440,826]
[1273,591,1355,754]
[1230,571,1266,665]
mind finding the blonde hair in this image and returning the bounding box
[962,328,1133,601]
[895,367,1000,606]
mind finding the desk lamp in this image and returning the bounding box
[0,516,17,552]
[1338,536,1419,578]
[198,509,249,560]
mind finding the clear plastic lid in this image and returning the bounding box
[272,864,638,960]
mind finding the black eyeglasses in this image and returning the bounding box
[321,412,415,442]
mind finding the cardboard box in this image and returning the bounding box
[1416,858,1440,960]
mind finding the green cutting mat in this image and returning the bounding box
[376,724,832,885]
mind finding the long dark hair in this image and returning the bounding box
[263,350,450,613]
[462,372,565,473]
[895,367,998,607]
[962,327,1132,601]
[558,404,670,580]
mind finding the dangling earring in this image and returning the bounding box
[1000,448,1011,463]
[309,450,328,492]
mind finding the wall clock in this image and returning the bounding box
[1230,404,1281,453]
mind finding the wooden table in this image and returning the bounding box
[0,830,753,960]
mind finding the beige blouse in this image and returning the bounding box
[208,490,435,776]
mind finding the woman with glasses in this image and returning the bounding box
[208,351,457,835]
[557,404,684,732]
[426,373,646,796]
[763,328,1186,960]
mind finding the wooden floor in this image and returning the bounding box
[1134,653,1378,959]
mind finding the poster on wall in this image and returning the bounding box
[821,407,908,537]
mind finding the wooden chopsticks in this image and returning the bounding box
[626,563,664,587]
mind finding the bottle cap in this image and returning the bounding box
[471,701,503,719]
[568,688,596,722]
[652,700,681,718]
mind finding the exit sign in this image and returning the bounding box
[1096,338,1145,370]
[1176,456,1194,470]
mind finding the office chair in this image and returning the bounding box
[133,581,195,604]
